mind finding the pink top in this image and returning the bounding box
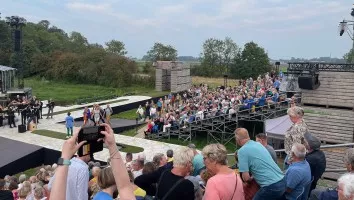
[203,172,245,200]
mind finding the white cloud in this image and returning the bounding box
[157,4,188,15]
[66,2,110,12]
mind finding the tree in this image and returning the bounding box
[105,40,127,55]
[38,20,50,30]
[232,41,271,79]
[145,42,178,61]
[344,49,354,63]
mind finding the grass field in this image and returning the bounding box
[24,78,168,106]
[192,76,239,88]
[111,108,138,120]
[32,129,144,153]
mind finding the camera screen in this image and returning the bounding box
[83,126,99,134]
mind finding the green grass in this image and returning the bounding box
[120,125,146,137]
[32,129,143,153]
[24,78,168,106]
[111,109,138,120]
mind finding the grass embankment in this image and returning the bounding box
[32,129,144,153]
[24,78,168,106]
[111,109,138,120]
[192,76,239,88]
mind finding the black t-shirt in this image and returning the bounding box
[0,190,13,200]
[156,170,194,200]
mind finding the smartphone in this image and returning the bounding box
[77,126,105,157]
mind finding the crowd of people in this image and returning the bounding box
[1,106,353,200]
[0,95,55,128]
[140,72,297,136]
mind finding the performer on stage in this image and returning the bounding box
[46,99,55,119]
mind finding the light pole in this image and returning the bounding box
[5,16,26,89]
[339,5,354,50]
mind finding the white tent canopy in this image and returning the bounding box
[265,115,292,140]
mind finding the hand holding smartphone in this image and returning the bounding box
[77,125,105,157]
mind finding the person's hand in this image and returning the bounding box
[61,128,86,160]
[100,123,116,150]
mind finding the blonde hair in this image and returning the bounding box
[287,106,304,118]
[173,147,194,168]
[202,143,228,165]
[97,167,115,189]
[18,182,31,198]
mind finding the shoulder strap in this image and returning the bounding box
[230,173,238,200]
[155,170,168,197]
[161,178,185,200]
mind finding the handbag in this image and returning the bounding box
[243,179,260,200]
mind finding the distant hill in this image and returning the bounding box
[271,57,346,64]
[177,56,200,62]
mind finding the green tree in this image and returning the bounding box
[145,42,178,61]
[105,40,127,55]
[232,41,270,79]
[344,49,354,63]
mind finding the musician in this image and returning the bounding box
[46,99,55,119]
[0,105,3,127]
[19,100,29,125]
[27,105,37,125]
[7,103,16,128]
[39,100,43,119]
[34,100,41,123]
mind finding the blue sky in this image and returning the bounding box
[1,0,353,59]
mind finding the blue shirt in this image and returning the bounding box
[238,140,284,187]
[285,160,311,200]
[65,116,74,128]
[272,93,279,102]
[93,191,113,200]
[157,101,162,108]
[192,154,205,176]
[257,95,266,107]
[273,80,281,88]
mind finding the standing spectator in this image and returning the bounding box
[7,104,16,128]
[284,143,311,200]
[284,106,308,170]
[127,171,146,199]
[93,105,101,126]
[48,154,91,200]
[152,153,167,168]
[202,143,245,200]
[157,98,162,117]
[39,99,43,119]
[273,77,281,92]
[65,112,74,139]
[166,149,174,169]
[145,102,150,120]
[136,105,144,121]
[187,143,205,176]
[255,133,277,163]
[150,105,157,120]
[304,132,326,195]
[104,104,113,125]
[89,167,101,187]
[93,167,117,200]
[337,173,354,200]
[0,179,13,200]
[83,107,91,126]
[46,99,55,119]
[235,128,285,200]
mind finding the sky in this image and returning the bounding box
[1,0,353,59]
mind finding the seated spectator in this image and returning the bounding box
[127,171,146,199]
[33,186,46,200]
[255,133,277,163]
[8,181,18,199]
[18,174,27,189]
[89,166,101,187]
[152,153,167,168]
[202,143,245,200]
[284,143,311,200]
[135,147,195,200]
[18,181,31,200]
[125,152,133,171]
[187,143,205,176]
[0,179,13,200]
[310,148,354,200]
[93,167,117,200]
[235,128,285,200]
[337,173,354,200]
[304,132,326,195]
[132,159,144,179]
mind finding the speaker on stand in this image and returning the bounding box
[18,124,26,133]
[298,75,320,90]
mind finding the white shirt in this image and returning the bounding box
[48,157,89,200]
[132,169,143,179]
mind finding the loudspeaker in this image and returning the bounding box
[298,75,320,90]
[18,124,26,133]
[14,30,21,52]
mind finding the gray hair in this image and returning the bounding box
[19,174,27,183]
[343,148,354,167]
[287,106,304,118]
[153,153,165,166]
[202,143,228,165]
[291,143,306,159]
[173,147,195,168]
[338,173,354,198]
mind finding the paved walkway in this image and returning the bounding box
[0,96,186,162]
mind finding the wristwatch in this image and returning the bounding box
[57,158,71,166]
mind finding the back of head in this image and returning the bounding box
[153,153,165,166]
[142,162,157,174]
[8,181,18,191]
[34,186,44,199]
[287,106,304,118]
[338,173,354,199]
[304,132,321,150]
[173,147,194,168]
[98,167,115,189]
[202,143,228,165]
[256,133,267,140]
[344,148,354,171]
[0,179,5,190]
[92,166,101,177]
[166,149,173,158]
[291,143,306,159]
[19,174,27,183]
[18,183,31,198]
[235,128,250,140]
